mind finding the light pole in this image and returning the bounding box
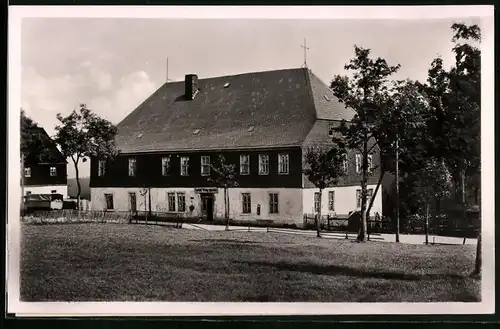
[395,134,400,243]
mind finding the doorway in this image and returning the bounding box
[200,193,214,221]
[129,192,137,213]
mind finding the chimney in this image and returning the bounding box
[185,74,199,100]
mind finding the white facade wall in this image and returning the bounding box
[24,185,68,198]
[302,184,382,217]
[91,187,304,226]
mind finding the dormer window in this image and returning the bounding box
[24,167,31,178]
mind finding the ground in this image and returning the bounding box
[21,223,480,302]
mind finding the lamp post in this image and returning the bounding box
[395,134,400,243]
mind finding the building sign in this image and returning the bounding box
[194,188,218,194]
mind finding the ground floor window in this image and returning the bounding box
[328,191,335,211]
[269,193,279,214]
[177,193,186,212]
[242,193,251,214]
[104,193,114,210]
[314,192,321,213]
[167,192,176,212]
[356,189,374,208]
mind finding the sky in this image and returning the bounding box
[21,16,486,178]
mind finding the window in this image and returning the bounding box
[342,155,348,174]
[278,153,289,174]
[201,156,210,176]
[242,193,251,214]
[51,190,57,194]
[314,192,321,213]
[177,193,186,212]
[258,154,269,175]
[128,158,137,177]
[104,193,114,210]
[25,191,31,195]
[368,154,373,171]
[269,193,279,214]
[167,192,176,211]
[355,154,361,173]
[240,154,250,175]
[356,189,374,208]
[98,160,106,177]
[180,156,189,176]
[161,156,171,176]
[328,191,335,211]
[24,167,31,178]
[50,166,57,177]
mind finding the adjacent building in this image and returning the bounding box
[90,68,384,227]
[22,127,68,197]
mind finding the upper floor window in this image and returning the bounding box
[240,154,250,175]
[98,160,106,177]
[342,155,348,174]
[180,156,189,176]
[50,166,57,177]
[161,156,171,176]
[24,167,31,178]
[368,154,373,171]
[328,191,335,211]
[242,193,251,214]
[269,193,279,214]
[355,154,362,174]
[201,156,210,176]
[278,153,289,175]
[128,158,137,177]
[258,154,269,175]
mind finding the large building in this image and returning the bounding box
[22,127,68,197]
[90,68,384,227]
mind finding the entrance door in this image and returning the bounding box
[201,194,214,221]
[129,192,137,213]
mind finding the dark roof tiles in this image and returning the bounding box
[115,68,354,153]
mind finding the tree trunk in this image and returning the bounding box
[357,139,368,242]
[148,187,152,218]
[224,187,229,231]
[474,230,482,275]
[21,152,25,217]
[425,202,430,245]
[317,189,322,238]
[366,170,385,217]
[75,162,81,214]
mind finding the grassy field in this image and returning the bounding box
[21,223,480,302]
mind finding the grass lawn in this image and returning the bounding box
[21,223,480,302]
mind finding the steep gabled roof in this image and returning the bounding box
[22,127,66,164]
[115,68,354,154]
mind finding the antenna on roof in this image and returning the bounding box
[301,38,309,68]
[166,57,173,83]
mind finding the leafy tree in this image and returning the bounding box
[330,46,400,242]
[303,144,346,237]
[54,104,119,209]
[414,158,452,244]
[209,154,239,230]
[21,109,52,163]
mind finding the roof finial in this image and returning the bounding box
[301,38,309,68]
[166,57,174,83]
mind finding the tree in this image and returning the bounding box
[54,104,119,209]
[415,158,452,244]
[209,154,239,230]
[303,144,346,237]
[330,46,400,241]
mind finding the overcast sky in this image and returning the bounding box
[21,17,486,178]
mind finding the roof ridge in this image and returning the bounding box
[181,67,307,82]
